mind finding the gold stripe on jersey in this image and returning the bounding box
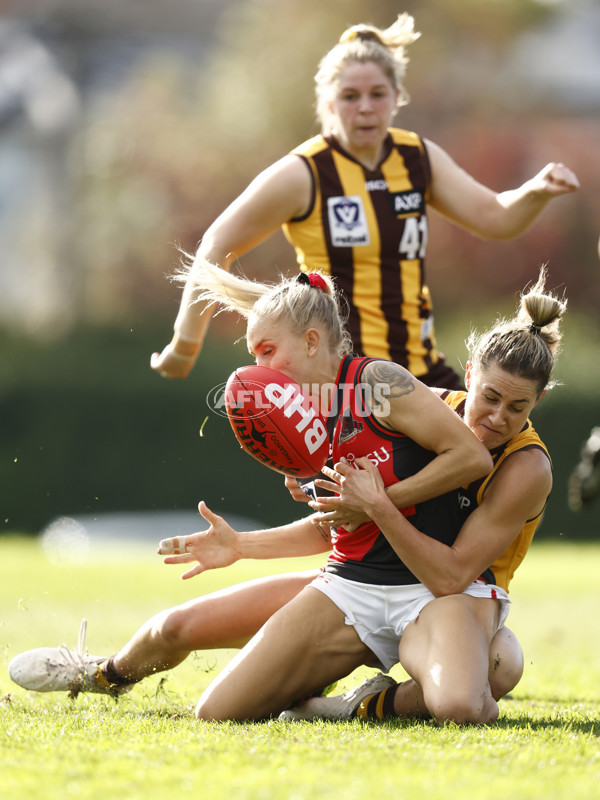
[283,130,436,370]
[403,260,431,377]
[284,137,330,271]
[443,390,551,592]
[330,147,391,360]
[482,432,550,592]
[379,140,435,375]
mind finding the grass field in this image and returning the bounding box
[1,535,600,800]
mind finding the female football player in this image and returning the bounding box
[151,13,577,389]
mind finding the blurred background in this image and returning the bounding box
[1,0,598,544]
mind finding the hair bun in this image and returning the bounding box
[339,26,382,46]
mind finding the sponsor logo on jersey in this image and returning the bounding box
[365,179,388,191]
[344,446,391,466]
[327,196,370,247]
[337,407,364,444]
[388,188,425,218]
[458,490,472,510]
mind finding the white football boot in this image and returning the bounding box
[9,618,132,699]
[279,672,397,721]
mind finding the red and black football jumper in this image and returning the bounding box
[324,356,468,585]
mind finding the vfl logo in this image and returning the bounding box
[327,195,370,247]
[333,198,361,229]
[337,408,364,444]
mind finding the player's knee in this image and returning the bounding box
[195,695,221,721]
[428,687,498,726]
[432,699,497,726]
[489,627,524,699]
[195,690,242,722]
[151,605,191,649]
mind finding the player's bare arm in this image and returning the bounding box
[408,447,553,595]
[364,359,492,500]
[152,156,312,378]
[198,155,313,266]
[426,139,578,241]
[158,501,331,581]
[307,360,416,529]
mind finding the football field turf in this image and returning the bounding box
[1,535,599,800]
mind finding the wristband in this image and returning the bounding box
[172,334,201,357]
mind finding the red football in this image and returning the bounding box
[224,365,329,478]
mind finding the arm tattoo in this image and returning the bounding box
[314,523,331,544]
[363,361,416,399]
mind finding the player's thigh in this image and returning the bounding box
[399,594,500,690]
[167,569,320,650]
[196,586,370,720]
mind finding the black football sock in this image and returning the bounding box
[354,686,397,720]
[101,655,137,686]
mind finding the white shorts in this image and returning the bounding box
[310,572,511,672]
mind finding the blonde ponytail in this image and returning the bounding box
[175,256,353,357]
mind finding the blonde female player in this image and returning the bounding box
[151,13,577,388]
[11,266,565,725]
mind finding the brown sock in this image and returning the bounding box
[354,686,397,720]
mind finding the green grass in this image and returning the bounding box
[1,536,600,800]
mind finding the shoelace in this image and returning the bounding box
[57,617,91,672]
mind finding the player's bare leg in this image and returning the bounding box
[9,571,319,697]
[397,594,501,724]
[381,623,524,719]
[195,586,371,721]
[111,570,319,682]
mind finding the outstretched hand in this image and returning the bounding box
[157,501,239,580]
[531,163,579,198]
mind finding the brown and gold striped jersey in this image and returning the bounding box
[442,390,552,592]
[283,129,439,378]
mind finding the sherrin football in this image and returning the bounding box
[224,365,329,478]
